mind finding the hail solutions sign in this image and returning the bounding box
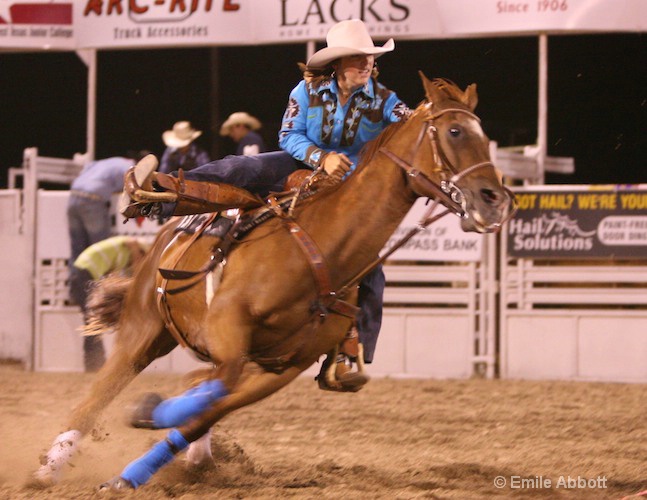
[506,187,647,259]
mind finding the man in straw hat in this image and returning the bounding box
[159,120,210,174]
[121,19,411,391]
[220,111,267,156]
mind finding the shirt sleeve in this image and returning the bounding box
[383,90,412,124]
[278,80,322,169]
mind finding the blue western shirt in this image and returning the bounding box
[279,77,410,170]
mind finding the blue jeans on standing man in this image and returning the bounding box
[67,195,112,266]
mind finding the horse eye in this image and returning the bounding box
[449,127,461,137]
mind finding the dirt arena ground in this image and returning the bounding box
[0,362,644,499]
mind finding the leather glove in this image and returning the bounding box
[321,152,353,181]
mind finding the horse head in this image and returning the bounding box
[383,72,516,233]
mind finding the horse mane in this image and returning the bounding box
[429,78,466,103]
[357,120,407,169]
[358,79,466,167]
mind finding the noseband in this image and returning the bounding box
[379,103,499,219]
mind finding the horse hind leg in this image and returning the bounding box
[32,322,176,487]
[32,220,182,487]
[184,428,214,467]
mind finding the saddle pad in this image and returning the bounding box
[173,188,317,243]
[174,213,236,239]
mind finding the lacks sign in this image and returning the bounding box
[507,187,647,259]
[0,1,74,49]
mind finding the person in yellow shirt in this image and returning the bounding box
[69,235,149,372]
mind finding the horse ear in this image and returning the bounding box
[419,70,439,103]
[462,83,478,111]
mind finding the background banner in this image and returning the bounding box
[0,0,75,49]
[507,187,647,259]
[1,0,644,50]
[384,198,483,262]
[74,0,250,49]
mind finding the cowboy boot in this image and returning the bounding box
[119,155,264,219]
[316,327,370,392]
[119,154,164,218]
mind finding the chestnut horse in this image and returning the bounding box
[34,73,515,489]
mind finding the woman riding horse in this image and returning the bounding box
[35,71,515,491]
[122,19,411,392]
[32,15,516,491]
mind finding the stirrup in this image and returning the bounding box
[316,347,370,393]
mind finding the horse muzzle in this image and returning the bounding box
[460,184,517,234]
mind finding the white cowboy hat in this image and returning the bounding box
[306,19,395,69]
[219,112,262,136]
[162,121,202,148]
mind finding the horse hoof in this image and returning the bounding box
[316,359,370,393]
[338,371,370,392]
[129,392,164,429]
[98,476,134,491]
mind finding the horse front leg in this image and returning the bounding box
[32,329,176,487]
[102,363,306,490]
[98,306,251,490]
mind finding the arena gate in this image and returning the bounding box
[499,185,647,383]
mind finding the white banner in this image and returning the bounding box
[382,198,483,262]
[74,0,250,49]
[432,0,647,36]
[252,0,439,44]
[1,0,644,51]
[0,0,75,50]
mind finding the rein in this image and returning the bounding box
[334,104,514,300]
[335,198,451,300]
[381,105,496,219]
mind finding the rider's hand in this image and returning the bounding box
[321,152,353,181]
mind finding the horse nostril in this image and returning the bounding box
[481,188,501,206]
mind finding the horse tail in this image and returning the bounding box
[83,274,134,336]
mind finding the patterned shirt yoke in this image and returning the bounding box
[278,77,410,171]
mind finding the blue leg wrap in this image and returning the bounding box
[120,429,188,488]
[152,379,227,429]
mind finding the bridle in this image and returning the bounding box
[379,101,516,224]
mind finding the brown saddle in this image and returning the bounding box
[283,168,338,193]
